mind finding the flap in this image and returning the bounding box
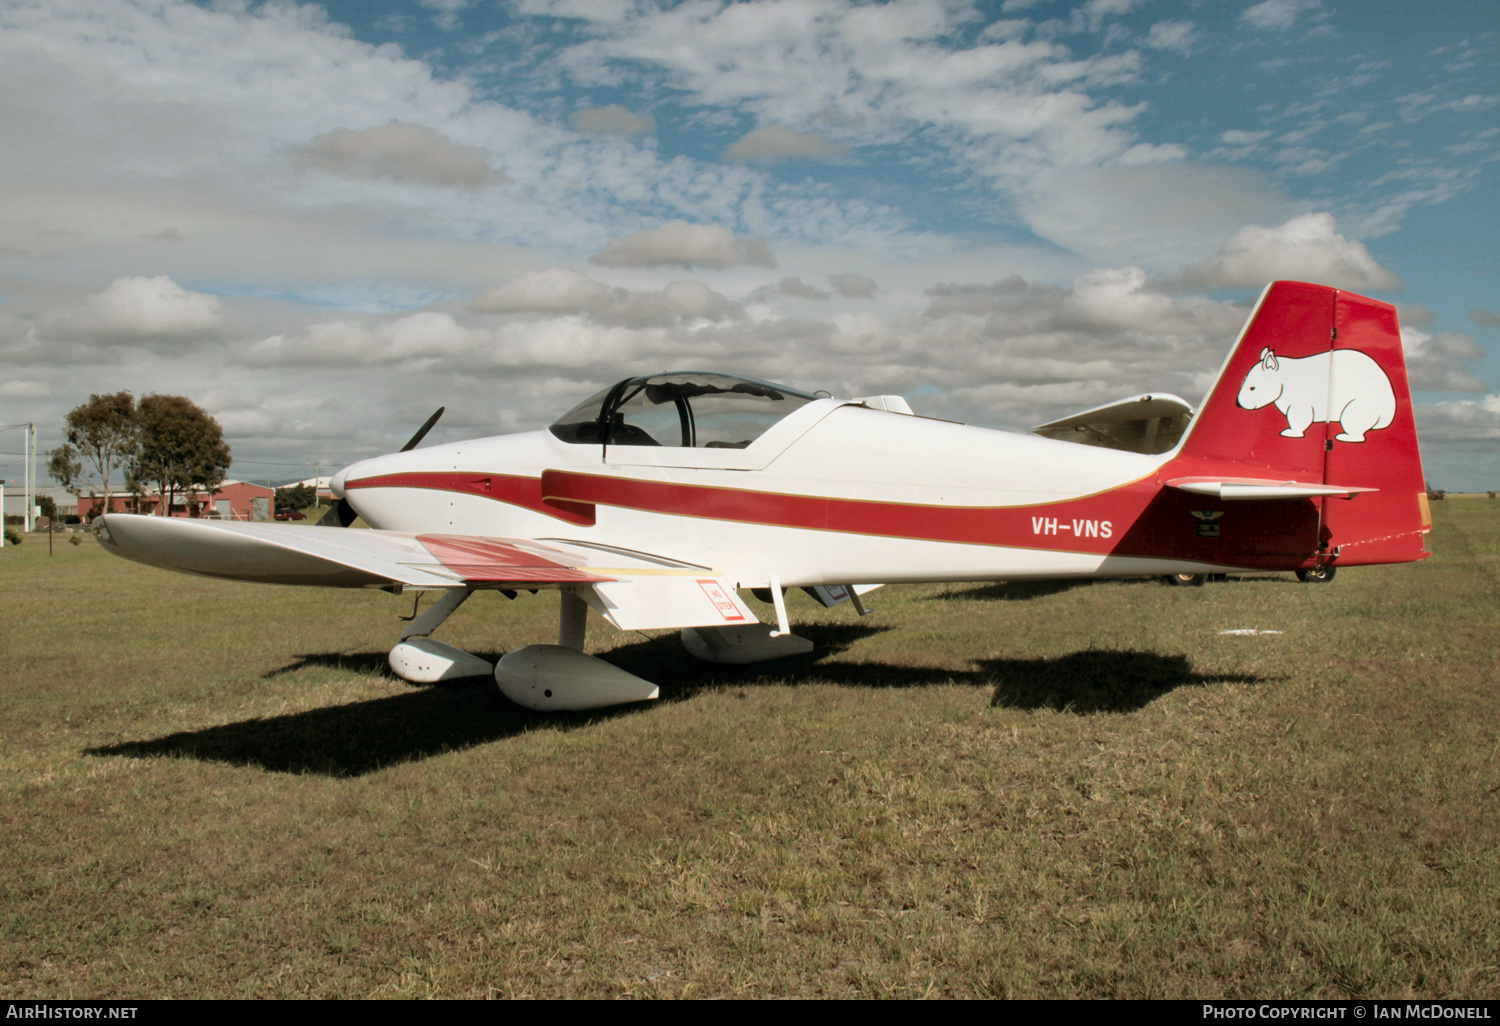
[585,576,758,631]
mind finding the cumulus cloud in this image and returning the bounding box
[1143,21,1197,54]
[748,277,832,302]
[776,277,831,300]
[640,281,740,324]
[724,126,845,162]
[472,268,740,328]
[239,312,485,367]
[0,0,913,287]
[3,0,1493,487]
[1415,395,1500,449]
[1399,327,1489,392]
[909,268,1251,425]
[1221,130,1272,145]
[473,268,616,315]
[1397,91,1500,122]
[296,123,503,188]
[1019,163,1291,271]
[590,221,775,269]
[420,0,469,32]
[221,262,1259,449]
[926,267,1241,338]
[550,0,1164,205]
[1180,214,1402,292]
[1396,303,1436,328]
[1471,308,1500,328]
[829,273,879,299]
[76,276,222,338]
[1241,0,1320,32]
[570,105,656,135]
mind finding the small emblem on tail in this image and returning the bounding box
[1190,510,1223,538]
[1236,347,1396,443]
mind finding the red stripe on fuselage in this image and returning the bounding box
[542,470,1324,569]
[544,470,1155,553]
[358,469,1326,570]
[346,471,595,525]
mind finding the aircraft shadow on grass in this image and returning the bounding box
[87,675,540,779]
[87,630,1266,778]
[936,579,1100,602]
[261,651,394,679]
[937,574,1299,603]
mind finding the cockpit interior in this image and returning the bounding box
[550,372,822,449]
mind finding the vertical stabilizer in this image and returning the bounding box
[1164,281,1428,567]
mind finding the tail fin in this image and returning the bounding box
[1164,281,1429,567]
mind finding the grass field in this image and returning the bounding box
[2,502,1497,998]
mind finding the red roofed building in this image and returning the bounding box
[78,480,275,521]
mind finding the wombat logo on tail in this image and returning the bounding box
[1236,347,1397,443]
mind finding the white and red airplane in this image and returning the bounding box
[94,281,1431,711]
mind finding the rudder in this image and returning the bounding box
[1323,288,1428,564]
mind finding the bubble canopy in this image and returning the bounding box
[550,372,822,449]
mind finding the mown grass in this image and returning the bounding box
[2,504,1497,998]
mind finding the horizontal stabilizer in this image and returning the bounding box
[1166,478,1378,500]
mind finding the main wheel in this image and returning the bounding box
[1295,566,1337,583]
[1164,573,1204,587]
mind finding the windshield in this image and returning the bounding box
[550,372,821,448]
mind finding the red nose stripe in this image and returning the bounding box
[347,472,595,525]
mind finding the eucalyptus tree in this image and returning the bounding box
[131,395,232,516]
[48,391,138,519]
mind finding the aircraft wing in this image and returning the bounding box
[92,513,757,631]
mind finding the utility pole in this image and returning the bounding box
[26,422,35,534]
[0,422,38,535]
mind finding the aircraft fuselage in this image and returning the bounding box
[336,399,1226,589]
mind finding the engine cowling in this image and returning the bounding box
[495,645,659,712]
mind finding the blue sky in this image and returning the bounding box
[0,0,1496,489]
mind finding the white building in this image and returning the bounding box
[292,476,336,502]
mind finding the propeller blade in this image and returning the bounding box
[315,497,358,528]
[400,407,445,452]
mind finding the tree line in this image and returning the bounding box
[48,392,231,518]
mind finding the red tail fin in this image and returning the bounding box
[1164,281,1429,567]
